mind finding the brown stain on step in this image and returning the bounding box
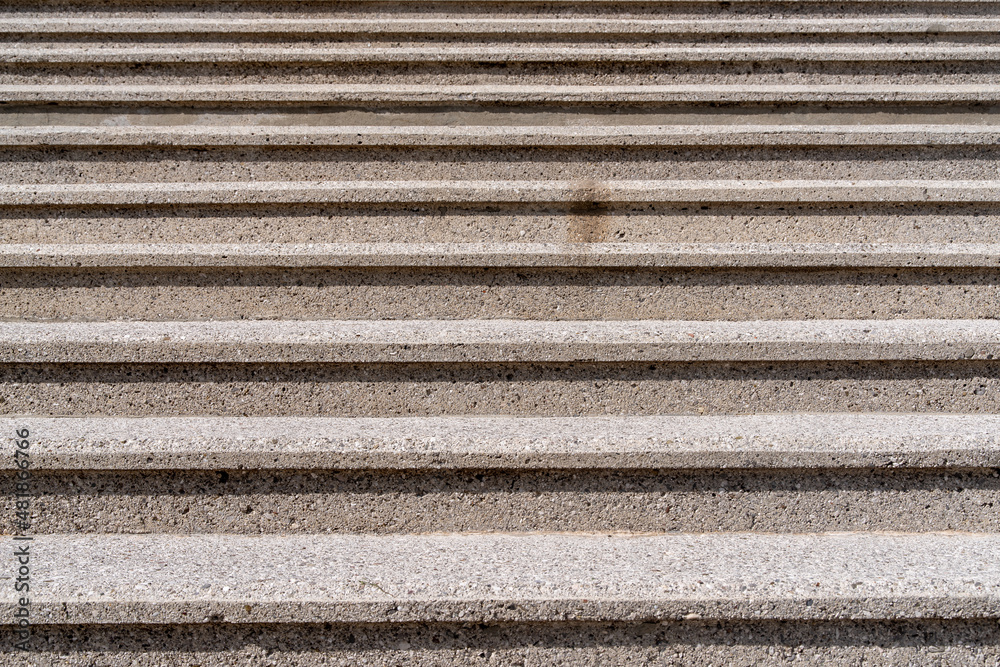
[566,178,610,243]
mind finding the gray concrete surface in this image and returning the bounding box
[5,414,1000,470]
[5,242,1000,267]
[8,532,1000,624]
[7,108,1000,129]
[4,620,999,666]
[6,17,999,34]
[0,319,998,363]
[9,267,1000,322]
[6,84,1000,104]
[3,359,998,417]
[17,467,1000,534]
[10,124,1000,147]
[6,0,1000,661]
[4,204,998,246]
[14,124,1000,151]
[7,180,1000,206]
[15,44,1000,64]
[11,146,1000,186]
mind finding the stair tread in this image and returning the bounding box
[7,123,1000,146]
[7,17,999,35]
[5,83,1000,104]
[7,414,1000,469]
[20,531,1000,624]
[5,0,1000,645]
[6,179,1000,205]
[5,242,1000,268]
[10,44,1000,63]
[1,319,997,363]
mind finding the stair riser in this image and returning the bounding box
[12,35,1000,46]
[1,361,996,416]
[13,44,1000,62]
[5,2,999,20]
[6,146,1000,182]
[4,268,1000,321]
[4,0,999,656]
[3,106,998,131]
[9,414,994,470]
[4,204,999,244]
[5,63,1000,86]
[18,15,1000,33]
[10,468,1000,534]
[1,620,995,667]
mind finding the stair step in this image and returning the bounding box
[7,17,999,35]
[9,414,1000,469]
[4,180,1000,206]
[11,44,1000,63]
[4,201,997,245]
[5,358,994,417]
[5,84,1000,104]
[6,242,1000,268]
[8,259,1000,322]
[21,532,1000,624]
[2,0,990,6]
[10,147,1000,187]
[5,0,1000,659]
[12,619,998,664]
[14,415,1000,535]
[6,123,1000,147]
[1,319,997,363]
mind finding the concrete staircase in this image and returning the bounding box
[4,0,1000,664]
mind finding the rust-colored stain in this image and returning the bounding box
[566,178,610,243]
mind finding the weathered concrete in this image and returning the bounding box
[16,467,1000,534]
[5,17,1000,35]
[11,145,1000,186]
[9,267,1000,322]
[2,360,999,417]
[5,0,1000,660]
[4,242,1000,267]
[4,620,999,666]
[10,123,1000,147]
[6,414,1000,470]
[7,179,1000,206]
[3,203,997,246]
[15,44,1000,64]
[8,532,1000,624]
[0,319,997,363]
[6,84,1000,104]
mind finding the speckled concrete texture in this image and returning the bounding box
[4,414,1000,470]
[7,83,1000,103]
[2,360,998,416]
[6,620,1000,666]
[8,123,1000,147]
[5,267,1000,321]
[13,467,1000,534]
[21,141,1000,184]
[5,202,999,245]
[7,242,1000,268]
[7,0,1000,661]
[11,145,1000,187]
[11,532,1000,624]
[1,319,998,363]
[10,179,1000,206]
[16,45,1000,64]
[6,17,1000,35]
